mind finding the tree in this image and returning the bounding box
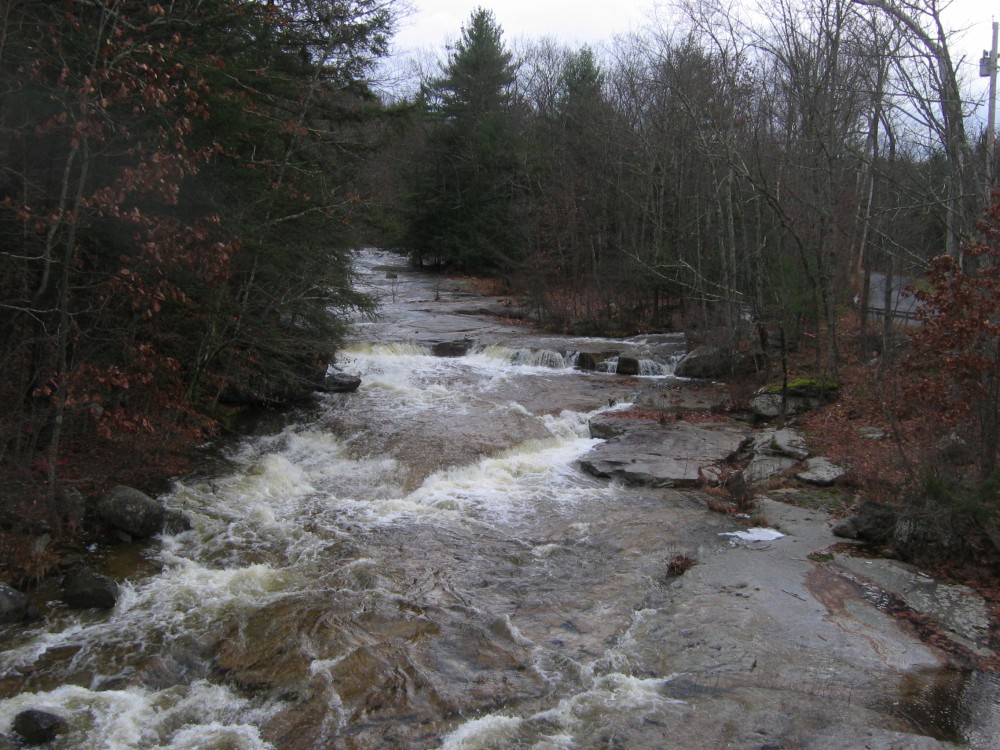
[402,7,522,274]
[0,0,397,536]
[909,192,1000,479]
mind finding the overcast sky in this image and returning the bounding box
[390,0,996,82]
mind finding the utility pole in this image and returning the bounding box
[982,20,998,194]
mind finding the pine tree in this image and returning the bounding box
[403,8,522,274]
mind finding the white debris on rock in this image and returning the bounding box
[719,527,785,543]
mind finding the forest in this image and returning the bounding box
[2,0,999,575]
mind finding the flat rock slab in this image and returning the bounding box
[579,420,750,487]
[833,555,993,656]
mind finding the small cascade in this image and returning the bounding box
[638,359,667,376]
[510,348,567,369]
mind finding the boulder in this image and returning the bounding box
[673,345,731,379]
[796,457,847,486]
[12,709,68,745]
[615,356,640,376]
[96,485,166,539]
[322,371,362,393]
[0,583,38,624]
[60,568,119,609]
[852,501,899,543]
[752,428,809,460]
[575,352,599,371]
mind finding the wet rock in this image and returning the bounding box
[0,583,39,624]
[97,485,166,539]
[322,371,362,393]
[60,567,119,609]
[12,709,68,745]
[835,555,992,656]
[0,733,17,750]
[431,339,472,357]
[615,356,640,376]
[752,428,809,460]
[579,421,750,487]
[673,345,731,379]
[574,351,599,371]
[796,457,846,486]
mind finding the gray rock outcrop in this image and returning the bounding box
[580,420,750,487]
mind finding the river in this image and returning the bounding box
[0,249,995,749]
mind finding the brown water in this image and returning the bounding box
[0,249,995,749]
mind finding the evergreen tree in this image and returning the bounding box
[403,8,522,274]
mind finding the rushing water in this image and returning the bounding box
[2,250,997,749]
[0,250,705,748]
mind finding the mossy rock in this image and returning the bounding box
[760,377,838,399]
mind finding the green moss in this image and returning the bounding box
[761,377,839,398]
[808,552,834,563]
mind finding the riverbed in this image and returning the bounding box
[0,249,996,749]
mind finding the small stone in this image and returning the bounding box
[13,709,68,745]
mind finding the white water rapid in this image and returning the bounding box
[1,250,995,749]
